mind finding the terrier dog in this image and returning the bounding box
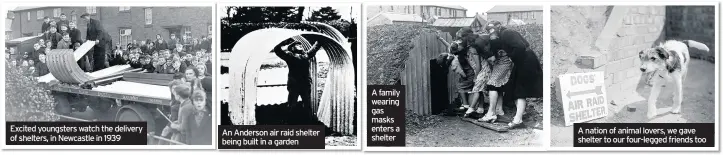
[638,40,709,118]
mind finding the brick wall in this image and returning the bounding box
[100,7,212,46]
[665,6,715,61]
[10,7,211,45]
[602,6,667,101]
[565,6,667,103]
[11,7,87,39]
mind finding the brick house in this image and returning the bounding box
[8,6,211,47]
[367,5,467,21]
[486,6,543,25]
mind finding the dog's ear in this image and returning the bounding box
[665,51,681,73]
[655,47,668,60]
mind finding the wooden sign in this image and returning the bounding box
[558,72,608,126]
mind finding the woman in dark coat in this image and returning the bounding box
[487,21,542,128]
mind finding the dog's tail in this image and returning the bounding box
[683,40,710,52]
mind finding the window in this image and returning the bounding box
[390,6,393,11]
[27,12,30,21]
[119,6,131,12]
[144,8,152,25]
[119,28,132,48]
[208,25,212,36]
[86,7,97,14]
[53,8,61,17]
[72,16,77,24]
[36,10,44,20]
[532,12,536,19]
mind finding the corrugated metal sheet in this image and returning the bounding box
[228,22,355,135]
[431,17,477,27]
[486,6,543,13]
[256,86,289,106]
[94,81,172,100]
[400,32,458,115]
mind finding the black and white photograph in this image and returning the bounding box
[366,5,544,147]
[218,5,359,147]
[550,5,718,147]
[3,5,214,146]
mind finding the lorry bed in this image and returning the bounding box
[38,65,133,83]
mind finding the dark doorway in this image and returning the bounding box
[429,59,449,115]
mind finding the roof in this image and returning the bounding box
[11,6,48,12]
[371,12,426,23]
[5,19,12,32]
[431,17,479,27]
[7,36,39,43]
[474,13,488,22]
[430,5,467,10]
[486,6,543,13]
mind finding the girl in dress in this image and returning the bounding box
[478,40,514,123]
[436,28,491,117]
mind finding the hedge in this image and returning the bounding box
[5,61,58,121]
[507,24,544,66]
[366,24,438,85]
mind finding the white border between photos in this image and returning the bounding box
[361,1,550,152]
[544,1,720,152]
[214,2,363,151]
[1,2,217,150]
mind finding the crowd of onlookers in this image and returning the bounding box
[5,13,214,145]
[113,33,213,77]
[6,13,213,78]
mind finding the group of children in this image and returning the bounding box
[6,46,49,77]
[122,35,213,145]
[158,66,212,145]
[117,43,212,76]
[4,13,214,145]
[7,14,81,76]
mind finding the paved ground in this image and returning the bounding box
[550,59,715,147]
[406,114,542,147]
